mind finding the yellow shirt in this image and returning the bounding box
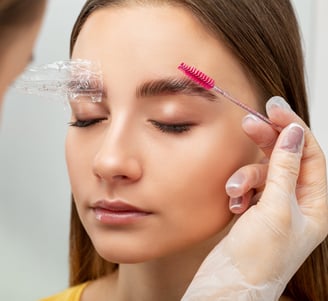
[39,282,89,301]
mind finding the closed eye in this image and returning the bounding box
[150,120,194,134]
[68,117,107,127]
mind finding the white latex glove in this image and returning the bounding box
[181,97,328,301]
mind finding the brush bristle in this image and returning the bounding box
[178,62,214,90]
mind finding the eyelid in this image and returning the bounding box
[69,100,107,116]
[150,120,195,134]
[68,117,107,128]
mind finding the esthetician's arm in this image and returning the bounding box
[181,96,328,301]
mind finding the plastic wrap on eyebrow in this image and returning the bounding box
[13,59,103,103]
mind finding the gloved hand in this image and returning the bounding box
[181,96,328,301]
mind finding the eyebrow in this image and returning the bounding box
[136,77,218,101]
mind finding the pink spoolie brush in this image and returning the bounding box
[178,62,279,130]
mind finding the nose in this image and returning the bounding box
[92,126,143,184]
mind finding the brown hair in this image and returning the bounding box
[0,0,45,26]
[69,1,328,300]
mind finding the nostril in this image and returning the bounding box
[113,175,128,180]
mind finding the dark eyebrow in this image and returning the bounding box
[136,77,218,101]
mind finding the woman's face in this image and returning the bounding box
[68,4,262,263]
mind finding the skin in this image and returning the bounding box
[0,7,45,112]
[67,4,265,301]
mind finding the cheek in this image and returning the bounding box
[151,126,259,232]
[65,131,95,199]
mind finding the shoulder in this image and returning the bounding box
[39,282,90,301]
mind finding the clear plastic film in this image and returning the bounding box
[13,59,103,103]
[181,242,286,301]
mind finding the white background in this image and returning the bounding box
[0,1,327,300]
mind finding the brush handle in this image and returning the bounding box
[213,86,280,131]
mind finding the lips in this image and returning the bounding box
[92,200,151,225]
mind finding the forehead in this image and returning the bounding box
[72,4,218,57]
[71,4,258,105]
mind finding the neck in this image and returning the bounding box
[118,251,204,301]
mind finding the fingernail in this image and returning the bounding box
[280,123,304,153]
[226,173,245,195]
[266,96,292,112]
[229,197,243,210]
[242,114,261,126]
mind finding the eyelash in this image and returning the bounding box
[150,120,193,134]
[68,118,193,134]
[68,118,107,127]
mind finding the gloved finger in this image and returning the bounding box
[266,96,308,128]
[229,189,255,214]
[268,97,327,209]
[226,163,268,198]
[260,122,304,216]
[242,114,279,158]
[242,96,305,159]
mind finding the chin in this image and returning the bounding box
[95,246,160,264]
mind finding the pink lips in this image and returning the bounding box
[92,200,151,225]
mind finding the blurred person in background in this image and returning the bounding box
[0,0,47,111]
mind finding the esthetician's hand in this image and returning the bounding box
[181,96,328,301]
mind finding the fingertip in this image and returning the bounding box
[229,196,245,214]
[266,96,292,114]
[226,173,246,197]
[265,96,304,130]
[242,114,263,134]
[242,114,261,126]
[229,189,257,214]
